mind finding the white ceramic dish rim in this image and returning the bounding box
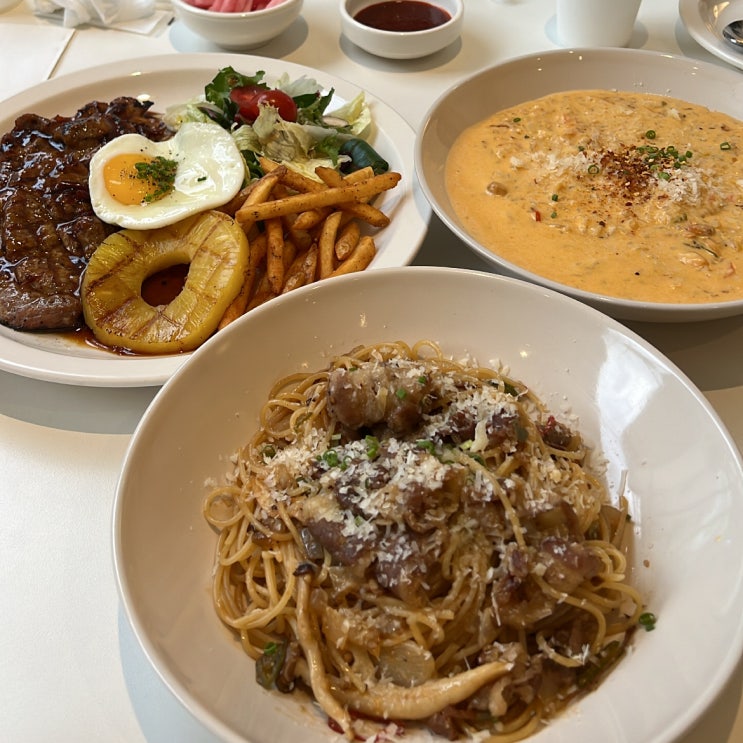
[0,53,428,387]
[415,47,743,323]
[114,265,743,743]
[678,0,743,72]
[172,0,300,19]
[341,0,463,39]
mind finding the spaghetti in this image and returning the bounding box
[204,340,646,740]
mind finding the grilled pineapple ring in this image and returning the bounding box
[82,210,249,354]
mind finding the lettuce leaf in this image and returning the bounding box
[163,67,374,180]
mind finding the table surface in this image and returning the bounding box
[2,1,743,741]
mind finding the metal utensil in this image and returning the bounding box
[722,20,743,50]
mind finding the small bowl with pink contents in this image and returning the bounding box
[172,0,303,50]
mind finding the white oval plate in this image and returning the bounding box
[679,0,743,71]
[416,48,743,322]
[0,53,428,387]
[114,266,743,743]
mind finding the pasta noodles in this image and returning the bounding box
[204,340,646,740]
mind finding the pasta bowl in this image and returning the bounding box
[113,266,743,743]
[416,48,743,322]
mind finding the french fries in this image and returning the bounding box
[234,171,401,224]
[319,210,344,279]
[264,217,286,293]
[335,221,361,261]
[217,159,401,326]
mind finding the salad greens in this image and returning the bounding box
[163,66,385,182]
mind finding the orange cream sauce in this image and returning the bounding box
[445,90,743,304]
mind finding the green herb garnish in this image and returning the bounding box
[135,156,178,203]
[636,144,693,178]
[638,612,657,631]
[320,449,340,467]
[416,439,436,455]
[365,435,380,460]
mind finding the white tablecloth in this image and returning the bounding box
[1,0,742,741]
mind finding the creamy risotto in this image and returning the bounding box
[445,90,743,304]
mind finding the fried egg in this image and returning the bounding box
[88,121,245,230]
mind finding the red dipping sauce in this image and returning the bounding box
[355,1,451,32]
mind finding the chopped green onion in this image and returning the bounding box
[321,449,340,467]
[365,434,380,460]
[645,129,656,139]
[416,439,436,454]
[721,141,732,150]
[395,388,407,400]
[551,193,559,202]
[587,164,600,175]
[638,612,657,631]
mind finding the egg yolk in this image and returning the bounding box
[103,153,163,205]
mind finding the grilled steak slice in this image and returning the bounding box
[0,97,172,331]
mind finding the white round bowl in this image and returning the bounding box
[416,48,743,323]
[171,0,303,50]
[340,0,463,59]
[114,266,743,743]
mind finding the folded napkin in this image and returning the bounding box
[0,23,74,102]
[29,0,172,33]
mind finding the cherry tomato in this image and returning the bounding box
[229,85,266,120]
[242,89,299,124]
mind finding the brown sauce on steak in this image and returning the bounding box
[0,97,172,331]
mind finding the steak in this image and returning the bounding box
[0,97,172,331]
